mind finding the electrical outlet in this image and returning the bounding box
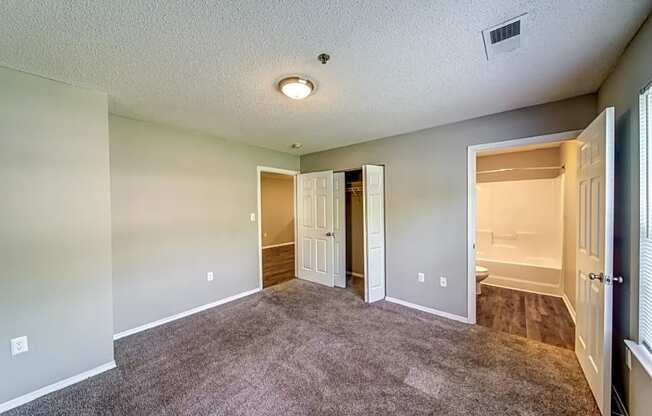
[417,272,425,283]
[440,276,448,288]
[250,213,256,222]
[11,336,28,356]
[207,272,214,282]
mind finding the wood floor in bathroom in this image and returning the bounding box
[476,284,575,350]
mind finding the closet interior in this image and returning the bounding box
[345,169,364,299]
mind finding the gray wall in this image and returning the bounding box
[109,115,299,333]
[0,67,114,403]
[301,94,596,317]
[597,15,652,415]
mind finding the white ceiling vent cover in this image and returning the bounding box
[482,14,528,60]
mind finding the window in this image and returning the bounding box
[640,85,652,353]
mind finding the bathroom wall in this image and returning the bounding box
[560,141,578,313]
[476,147,561,182]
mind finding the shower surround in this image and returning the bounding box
[476,176,564,295]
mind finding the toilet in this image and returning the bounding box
[475,265,489,295]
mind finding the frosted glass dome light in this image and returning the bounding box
[279,77,314,100]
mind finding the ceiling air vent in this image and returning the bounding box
[482,14,527,60]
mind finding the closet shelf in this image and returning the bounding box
[477,165,565,175]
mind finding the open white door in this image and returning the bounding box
[333,172,346,288]
[297,171,334,287]
[363,165,385,303]
[575,107,614,415]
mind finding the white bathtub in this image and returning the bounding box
[476,257,562,296]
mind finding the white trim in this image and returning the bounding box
[480,276,562,297]
[347,271,364,278]
[257,166,299,290]
[467,130,582,325]
[625,340,652,380]
[0,360,116,414]
[385,296,469,324]
[261,241,294,249]
[113,288,260,340]
[562,293,577,324]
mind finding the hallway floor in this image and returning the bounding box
[262,244,295,288]
[476,284,575,350]
[7,279,598,415]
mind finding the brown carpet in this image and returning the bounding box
[7,279,599,415]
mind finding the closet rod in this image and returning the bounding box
[477,165,565,175]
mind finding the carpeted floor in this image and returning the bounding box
[7,279,599,415]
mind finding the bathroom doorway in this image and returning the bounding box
[467,131,580,350]
[468,110,617,414]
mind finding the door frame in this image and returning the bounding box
[466,130,582,324]
[257,166,300,290]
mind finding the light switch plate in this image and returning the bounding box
[207,272,214,282]
[417,272,425,283]
[250,213,256,222]
[11,336,28,356]
[440,276,448,288]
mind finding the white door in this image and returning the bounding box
[333,172,346,288]
[297,171,334,287]
[363,165,386,303]
[575,107,614,416]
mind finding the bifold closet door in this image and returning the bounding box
[333,172,346,288]
[363,165,385,303]
[297,171,334,287]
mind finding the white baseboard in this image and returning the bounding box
[0,360,116,414]
[561,293,577,324]
[346,271,364,278]
[481,276,562,297]
[385,296,469,324]
[113,288,261,340]
[261,242,294,249]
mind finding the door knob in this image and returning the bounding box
[588,272,603,282]
[589,272,624,285]
[606,275,624,284]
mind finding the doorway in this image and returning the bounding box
[467,108,616,415]
[472,139,578,350]
[257,167,298,289]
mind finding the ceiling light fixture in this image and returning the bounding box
[278,76,314,100]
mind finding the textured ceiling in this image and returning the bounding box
[0,1,650,154]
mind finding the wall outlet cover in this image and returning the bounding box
[417,272,425,283]
[250,213,256,222]
[207,272,214,282]
[440,277,448,288]
[11,336,28,356]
